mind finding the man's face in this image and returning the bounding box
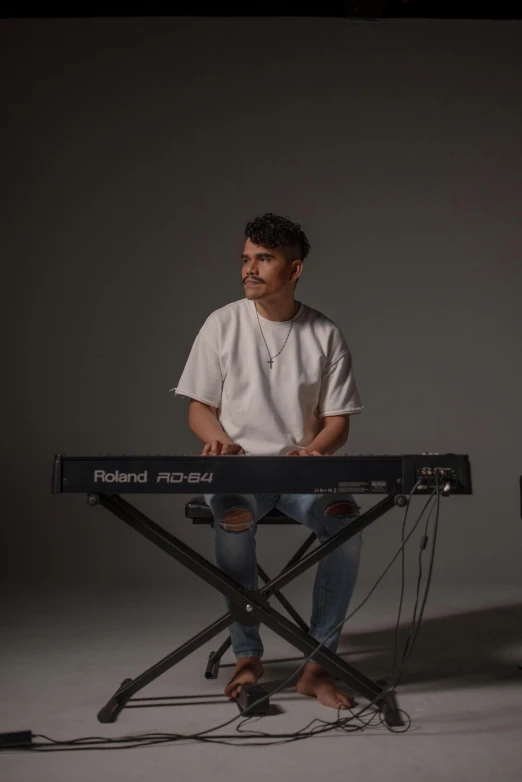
[241,238,301,300]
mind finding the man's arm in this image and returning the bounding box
[288,415,350,456]
[188,400,244,455]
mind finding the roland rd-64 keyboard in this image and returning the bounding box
[52,453,472,496]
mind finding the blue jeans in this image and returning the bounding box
[203,492,363,660]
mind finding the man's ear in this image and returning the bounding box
[290,259,303,282]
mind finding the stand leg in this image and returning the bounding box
[97,612,232,722]
[204,638,232,679]
[377,679,405,728]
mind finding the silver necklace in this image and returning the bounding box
[254,301,299,369]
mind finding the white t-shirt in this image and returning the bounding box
[172,298,363,456]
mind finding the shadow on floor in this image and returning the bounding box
[340,602,522,688]
[254,602,522,691]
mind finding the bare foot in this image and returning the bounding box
[224,656,264,700]
[296,662,354,709]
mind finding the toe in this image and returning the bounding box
[337,692,354,709]
[225,682,240,700]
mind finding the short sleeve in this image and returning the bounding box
[318,350,363,417]
[171,331,223,408]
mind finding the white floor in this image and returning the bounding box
[2,584,522,782]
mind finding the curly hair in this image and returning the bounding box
[244,212,311,261]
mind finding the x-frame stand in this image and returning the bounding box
[87,491,405,727]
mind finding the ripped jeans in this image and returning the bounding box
[203,492,363,660]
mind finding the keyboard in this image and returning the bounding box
[52,453,472,495]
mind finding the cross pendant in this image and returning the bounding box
[268,358,274,369]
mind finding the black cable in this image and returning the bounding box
[400,496,437,661]
[392,474,442,687]
[378,482,441,699]
[391,490,435,679]
[345,484,436,623]
[19,483,440,751]
[393,490,412,670]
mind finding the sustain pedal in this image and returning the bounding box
[236,685,270,716]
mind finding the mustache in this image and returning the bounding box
[243,276,265,284]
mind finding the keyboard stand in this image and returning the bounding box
[88,491,404,727]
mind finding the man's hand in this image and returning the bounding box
[285,449,324,456]
[202,440,245,456]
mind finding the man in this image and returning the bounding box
[173,213,363,709]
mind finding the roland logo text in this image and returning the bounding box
[94,470,148,484]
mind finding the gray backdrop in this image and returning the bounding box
[2,17,521,601]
